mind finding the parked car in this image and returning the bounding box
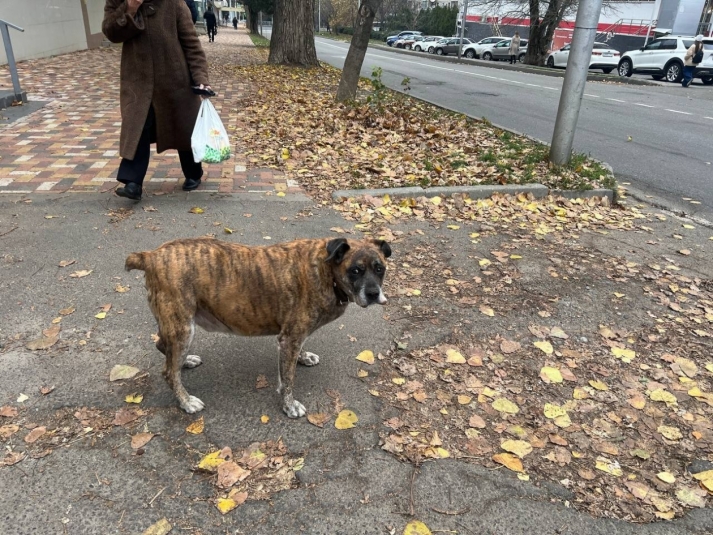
[481,38,528,61]
[432,37,474,56]
[462,36,508,59]
[693,38,713,84]
[617,36,696,83]
[386,31,422,47]
[546,42,620,73]
[396,35,424,49]
[413,36,444,52]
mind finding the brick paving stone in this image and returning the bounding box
[0,30,303,197]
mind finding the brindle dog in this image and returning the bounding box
[125,237,391,418]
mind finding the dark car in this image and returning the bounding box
[433,37,474,56]
[386,31,422,47]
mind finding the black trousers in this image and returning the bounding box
[117,105,202,186]
[208,25,217,41]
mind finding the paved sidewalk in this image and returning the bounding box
[0,30,301,196]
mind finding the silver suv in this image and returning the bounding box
[617,36,695,83]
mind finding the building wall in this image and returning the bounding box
[0,0,104,65]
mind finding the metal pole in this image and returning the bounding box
[0,21,24,102]
[643,1,658,47]
[318,0,321,32]
[549,0,604,166]
[457,0,468,60]
[259,10,263,36]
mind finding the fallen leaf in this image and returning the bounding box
[589,379,608,391]
[676,487,706,508]
[403,520,432,535]
[500,340,521,354]
[356,350,374,364]
[224,228,234,234]
[260,415,270,424]
[198,451,228,472]
[189,207,204,214]
[43,325,60,338]
[58,260,76,267]
[658,425,683,441]
[24,426,47,444]
[479,305,495,317]
[492,452,524,472]
[0,424,19,439]
[25,335,59,351]
[131,432,154,449]
[445,348,466,364]
[595,457,623,477]
[501,439,532,458]
[16,394,28,403]
[469,414,486,428]
[186,417,204,434]
[95,312,107,320]
[307,413,331,428]
[217,461,250,488]
[543,403,567,419]
[611,347,636,362]
[115,284,130,293]
[492,398,519,414]
[657,472,676,484]
[627,394,646,409]
[649,389,677,405]
[40,385,55,395]
[0,452,25,467]
[112,408,143,426]
[109,365,140,382]
[540,366,563,384]
[125,393,143,404]
[533,341,553,355]
[357,369,369,378]
[457,395,472,405]
[69,270,92,278]
[335,409,358,430]
[59,307,75,316]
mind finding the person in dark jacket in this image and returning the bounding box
[103,0,211,201]
[204,6,217,42]
[232,15,238,30]
[185,0,197,23]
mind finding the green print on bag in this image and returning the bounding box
[191,100,231,164]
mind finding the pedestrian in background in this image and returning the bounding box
[232,15,238,30]
[509,32,521,64]
[103,0,211,201]
[682,35,704,88]
[204,6,217,42]
[185,0,197,24]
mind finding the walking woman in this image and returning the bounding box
[509,32,521,64]
[103,0,211,201]
[682,35,704,88]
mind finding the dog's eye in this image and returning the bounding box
[350,267,362,275]
[374,265,384,274]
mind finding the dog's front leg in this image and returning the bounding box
[277,333,307,418]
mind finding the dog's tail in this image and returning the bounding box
[125,252,148,272]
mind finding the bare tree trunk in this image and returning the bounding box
[336,0,382,102]
[268,0,319,66]
[246,8,259,34]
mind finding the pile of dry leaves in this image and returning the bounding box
[232,64,614,198]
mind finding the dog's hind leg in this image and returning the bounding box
[163,320,205,414]
[278,332,307,418]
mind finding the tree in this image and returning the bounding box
[469,0,578,65]
[336,0,384,102]
[415,5,458,37]
[268,0,320,66]
[244,0,275,35]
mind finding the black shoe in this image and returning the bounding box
[115,182,142,201]
[182,177,202,191]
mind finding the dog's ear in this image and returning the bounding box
[372,239,392,258]
[325,238,350,264]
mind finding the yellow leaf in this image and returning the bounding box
[573,388,589,400]
[706,363,713,373]
[657,472,676,484]
[95,312,107,320]
[614,292,625,298]
[682,224,695,229]
[125,393,143,404]
[198,451,227,472]
[403,520,432,535]
[478,258,491,267]
[357,369,369,378]
[186,417,204,434]
[517,473,530,481]
[445,349,466,364]
[649,389,677,405]
[335,410,358,430]
[554,413,572,428]
[657,425,683,440]
[457,395,472,405]
[141,518,172,535]
[492,398,519,414]
[540,366,563,384]
[510,254,522,260]
[224,228,234,234]
[424,446,450,459]
[430,196,442,205]
[260,415,270,424]
[611,347,636,362]
[492,452,524,472]
[382,194,391,205]
[534,341,553,355]
[501,439,533,458]
[281,148,290,159]
[589,380,608,391]
[543,403,567,419]
[189,207,204,214]
[392,377,405,384]
[479,305,495,317]
[692,470,713,483]
[276,192,286,197]
[216,498,238,514]
[356,350,374,364]
[595,457,623,477]
[446,225,460,230]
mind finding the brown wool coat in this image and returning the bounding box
[103,0,209,160]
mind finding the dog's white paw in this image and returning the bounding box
[283,399,306,419]
[181,395,205,413]
[184,354,203,369]
[298,351,320,367]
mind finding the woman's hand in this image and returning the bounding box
[126,0,143,17]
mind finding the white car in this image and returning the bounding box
[693,39,713,85]
[413,36,444,53]
[617,36,696,83]
[546,42,620,74]
[462,36,508,59]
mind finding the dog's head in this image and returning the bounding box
[325,238,391,308]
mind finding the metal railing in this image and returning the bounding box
[0,19,24,102]
[595,19,656,42]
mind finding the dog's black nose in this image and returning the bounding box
[365,288,381,301]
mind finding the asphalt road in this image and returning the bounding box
[305,35,713,223]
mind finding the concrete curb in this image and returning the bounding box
[333,184,614,202]
[367,43,660,87]
[0,90,27,109]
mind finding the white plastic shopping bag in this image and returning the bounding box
[191,99,231,164]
